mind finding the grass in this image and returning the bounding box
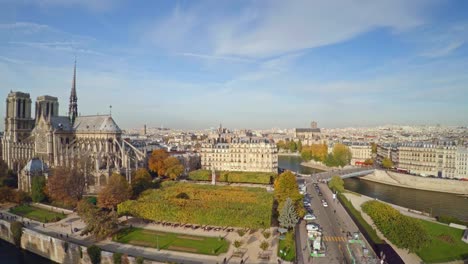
[9,204,66,223]
[113,227,229,255]
[278,231,296,261]
[118,182,273,228]
[416,220,468,263]
[188,169,275,184]
[338,193,383,244]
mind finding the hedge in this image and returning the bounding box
[118,183,273,228]
[362,201,430,253]
[188,170,275,184]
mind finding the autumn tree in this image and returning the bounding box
[46,166,88,206]
[164,157,184,180]
[31,176,46,203]
[278,198,299,230]
[77,200,119,239]
[148,149,169,176]
[332,143,352,167]
[131,168,152,197]
[364,159,374,166]
[288,141,297,152]
[371,142,377,154]
[98,173,131,210]
[382,158,393,169]
[274,171,304,217]
[297,141,303,152]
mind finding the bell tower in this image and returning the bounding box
[4,91,34,142]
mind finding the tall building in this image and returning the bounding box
[455,147,468,179]
[200,127,278,173]
[1,61,146,192]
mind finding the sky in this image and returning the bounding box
[0,0,467,130]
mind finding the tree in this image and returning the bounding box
[364,159,374,166]
[148,149,169,176]
[332,143,352,167]
[131,168,152,197]
[98,173,131,210]
[87,245,102,264]
[382,158,393,169]
[164,157,184,180]
[31,176,46,203]
[46,166,88,206]
[77,200,119,239]
[274,171,304,216]
[328,176,344,193]
[371,142,377,154]
[260,240,269,252]
[297,141,303,153]
[234,240,243,249]
[0,186,14,202]
[288,141,297,152]
[276,140,287,150]
[301,147,313,161]
[278,198,298,229]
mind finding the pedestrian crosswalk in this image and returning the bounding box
[323,236,348,242]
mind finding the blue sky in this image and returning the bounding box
[0,0,467,130]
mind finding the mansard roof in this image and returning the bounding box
[73,115,121,133]
[23,158,48,174]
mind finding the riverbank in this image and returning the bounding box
[360,170,468,195]
[300,160,331,172]
[277,152,300,156]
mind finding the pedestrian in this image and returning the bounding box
[43,223,45,228]
[334,210,336,214]
[223,257,227,264]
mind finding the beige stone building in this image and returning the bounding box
[398,143,457,178]
[201,137,278,173]
[347,143,372,165]
[1,62,145,192]
[456,147,468,179]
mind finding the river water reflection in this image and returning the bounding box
[0,238,53,264]
[278,155,468,221]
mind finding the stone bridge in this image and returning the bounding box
[290,167,375,181]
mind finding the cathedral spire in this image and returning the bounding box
[69,59,78,124]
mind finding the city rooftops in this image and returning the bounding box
[295,128,321,133]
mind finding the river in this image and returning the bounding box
[0,239,53,264]
[278,155,468,221]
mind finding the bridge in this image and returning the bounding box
[283,167,375,181]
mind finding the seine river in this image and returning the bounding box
[278,155,468,221]
[0,239,53,264]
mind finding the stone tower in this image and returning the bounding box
[69,60,78,124]
[4,91,34,142]
[35,95,59,120]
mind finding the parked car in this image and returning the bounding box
[322,201,328,207]
[306,223,320,231]
[304,202,311,207]
[304,214,317,221]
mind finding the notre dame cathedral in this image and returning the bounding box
[1,61,145,193]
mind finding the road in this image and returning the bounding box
[296,176,375,264]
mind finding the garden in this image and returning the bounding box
[188,170,275,184]
[113,227,229,255]
[9,204,66,223]
[118,182,274,229]
[362,200,468,263]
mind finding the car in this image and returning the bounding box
[322,202,328,207]
[306,223,320,231]
[303,202,311,207]
[304,214,317,221]
[318,192,323,196]
[307,208,314,214]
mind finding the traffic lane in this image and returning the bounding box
[307,185,344,264]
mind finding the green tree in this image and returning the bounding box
[328,176,344,193]
[382,158,393,169]
[278,198,299,229]
[276,140,287,150]
[301,148,313,161]
[260,240,269,252]
[31,176,46,203]
[87,245,102,264]
[364,159,374,166]
[113,252,123,264]
[77,200,119,239]
[288,141,297,152]
[131,168,152,197]
[98,173,131,210]
[297,141,303,152]
[10,221,23,247]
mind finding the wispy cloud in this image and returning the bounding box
[176,52,255,63]
[0,22,50,33]
[9,41,105,56]
[420,40,465,58]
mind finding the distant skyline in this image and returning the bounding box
[1,0,468,131]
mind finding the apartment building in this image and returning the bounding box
[346,142,372,165]
[376,143,399,166]
[456,147,468,179]
[201,137,278,173]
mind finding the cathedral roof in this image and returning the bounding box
[73,115,121,133]
[23,158,48,174]
[50,116,73,131]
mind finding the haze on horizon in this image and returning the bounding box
[0,0,467,131]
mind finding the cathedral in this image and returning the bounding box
[1,61,146,193]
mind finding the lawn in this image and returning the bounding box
[118,182,274,228]
[338,193,383,244]
[416,220,468,263]
[113,227,229,255]
[9,204,66,223]
[278,231,296,261]
[188,169,275,184]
